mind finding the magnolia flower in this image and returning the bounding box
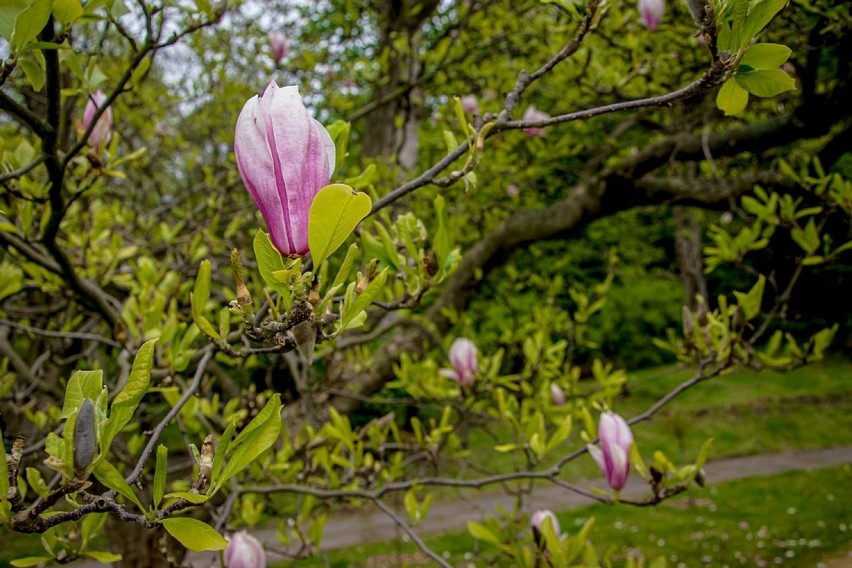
[269,32,287,62]
[638,0,665,30]
[234,82,335,256]
[531,509,560,547]
[460,94,479,115]
[507,184,519,197]
[550,383,566,406]
[587,411,634,490]
[522,106,549,137]
[83,90,112,151]
[439,337,478,387]
[224,532,266,568]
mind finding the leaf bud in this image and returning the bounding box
[732,305,746,332]
[198,434,214,483]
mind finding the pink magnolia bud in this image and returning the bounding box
[439,337,478,387]
[587,411,634,490]
[530,509,560,546]
[234,82,336,256]
[269,32,287,62]
[638,0,665,30]
[522,106,549,137]
[83,90,113,152]
[460,95,479,115]
[224,531,266,568]
[507,184,519,197]
[550,383,565,406]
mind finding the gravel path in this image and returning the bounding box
[68,446,852,566]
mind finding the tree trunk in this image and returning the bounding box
[673,206,708,309]
[362,0,439,167]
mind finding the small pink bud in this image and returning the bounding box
[82,90,113,152]
[268,32,287,62]
[224,531,266,568]
[234,82,336,256]
[522,106,549,137]
[550,384,565,406]
[638,0,665,30]
[531,509,560,547]
[460,95,479,115]
[587,411,634,490]
[507,184,519,197]
[439,337,478,387]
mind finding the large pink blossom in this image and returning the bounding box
[587,411,634,490]
[234,82,335,256]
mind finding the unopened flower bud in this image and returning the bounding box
[224,531,266,568]
[423,250,438,277]
[82,91,113,153]
[531,509,560,547]
[587,411,633,490]
[460,95,479,115]
[74,399,97,474]
[268,32,286,62]
[522,106,549,137]
[439,338,478,388]
[198,434,214,483]
[638,0,665,30]
[550,384,566,406]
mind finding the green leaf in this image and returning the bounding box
[82,550,122,563]
[153,445,167,509]
[716,80,749,116]
[14,0,51,51]
[161,518,227,552]
[330,243,359,291]
[0,0,29,43]
[735,68,796,97]
[93,460,145,511]
[52,0,84,24]
[19,57,44,91]
[11,556,54,567]
[191,260,219,340]
[61,370,103,419]
[162,491,209,504]
[695,438,714,470]
[210,418,237,488]
[467,521,502,546]
[308,183,372,268]
[253,230,291,297]
[102,339,157,452]
[737,0,787,49]
[341,268,387,330]
[218,394,282,487]
[741,43,791,69]
[433,195,450,273]
[733,274,765,320]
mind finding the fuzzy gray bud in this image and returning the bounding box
[74,399,97,474]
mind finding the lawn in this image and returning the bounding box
[285,464,852,567]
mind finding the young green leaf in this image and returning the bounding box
[93,461,145,511]
[101,339,157,452]
[308,184,372,268]
[161,518,227,551]
[741,43,791,69]
[14,0,51,50]
[716,80,749,116]
[217,394,282,488]
[735,69,796,97]
[61,370,104,419]
[153,445,168,509]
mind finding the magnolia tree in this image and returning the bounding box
[0,0,850,566]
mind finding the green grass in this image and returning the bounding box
[462,358,852,480]
[282,465,852,567]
